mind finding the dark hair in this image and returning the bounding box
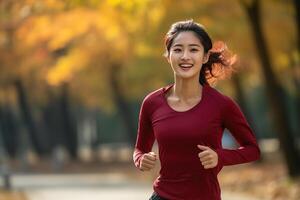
[164,19,236,85]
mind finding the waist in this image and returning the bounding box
[153,174,221,200]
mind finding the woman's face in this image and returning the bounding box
[167,31,209,80]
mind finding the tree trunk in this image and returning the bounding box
[0,105,18,158]
[42,88,64,152]
[292,0,300,139]
[14,79,44,155]
[241,0,300,177]
[60,83,78,159]
[109,64,136,144]
[293,0,300,51]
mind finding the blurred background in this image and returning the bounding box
[0,0,299,200]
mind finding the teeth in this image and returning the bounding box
[179,64,193,67]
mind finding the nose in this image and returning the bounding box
[181,49,190,60]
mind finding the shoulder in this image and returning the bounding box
[142,87,164,103]
[205,84,237,110]
[140,85,168,110]
[205,85,231,103]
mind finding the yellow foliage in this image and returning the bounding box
[18,15,52,46]
[104,24,121,41]
[48,9,98,50]
[276,53,290,71]
[107,0,123,7]
[5,0,296,111]
[106,0,153,11]
[135,42,154,57]
[148,5,164,28]
[197,16,214,28]
[46,48,88,85]
[17,8,98,50]
[42,0,65,10]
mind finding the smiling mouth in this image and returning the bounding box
[179,63,193,70]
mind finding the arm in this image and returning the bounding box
[133,96,155,169]
[216,96,261,166]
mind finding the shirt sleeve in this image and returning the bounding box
[133,95,155,169]
[215,96,261,166]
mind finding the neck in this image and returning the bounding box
[172,77,203,101]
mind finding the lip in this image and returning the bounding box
[179,63,193,71]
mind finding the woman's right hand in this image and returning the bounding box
[140,152,157,171]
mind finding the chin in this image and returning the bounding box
[176,73,199,80]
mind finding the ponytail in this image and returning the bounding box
[199,41,237,86]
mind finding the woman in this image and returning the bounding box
[133,20,260,200]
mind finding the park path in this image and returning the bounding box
[7,174,261,200]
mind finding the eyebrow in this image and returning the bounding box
[172,44,201,48]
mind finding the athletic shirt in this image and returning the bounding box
[133,83,260,200]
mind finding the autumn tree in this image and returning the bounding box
[240,0,300,177]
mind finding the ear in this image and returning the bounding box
[166,55,171,64]
[203,51,210,64]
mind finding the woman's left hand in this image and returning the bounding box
[197,145,218,169]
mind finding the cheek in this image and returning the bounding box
[194,54,205,62]
[168,55,178,65]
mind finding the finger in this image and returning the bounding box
[140,163,151,171]
[204,161,218,168]
[141,160,154,167]
[198,151,210,158]
[142,165,154,171]
[141,162,154,169]
[143,159,156,165]
[141,166,150,171]
[197,145,210,151]
[143,157,156,163]
[200,156,211,162]
[144,154,157,161]
[149,152,157,157]
[203,164,213,169]
[201,160,213,166]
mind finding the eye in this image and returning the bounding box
[173,48,182,52]
[190,48,199,52]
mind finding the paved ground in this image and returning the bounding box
[6,174,261,200]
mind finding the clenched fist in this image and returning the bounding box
[197,145,218,169]
[139,152,157,171]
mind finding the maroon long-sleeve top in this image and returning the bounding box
[133,83,260,200]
